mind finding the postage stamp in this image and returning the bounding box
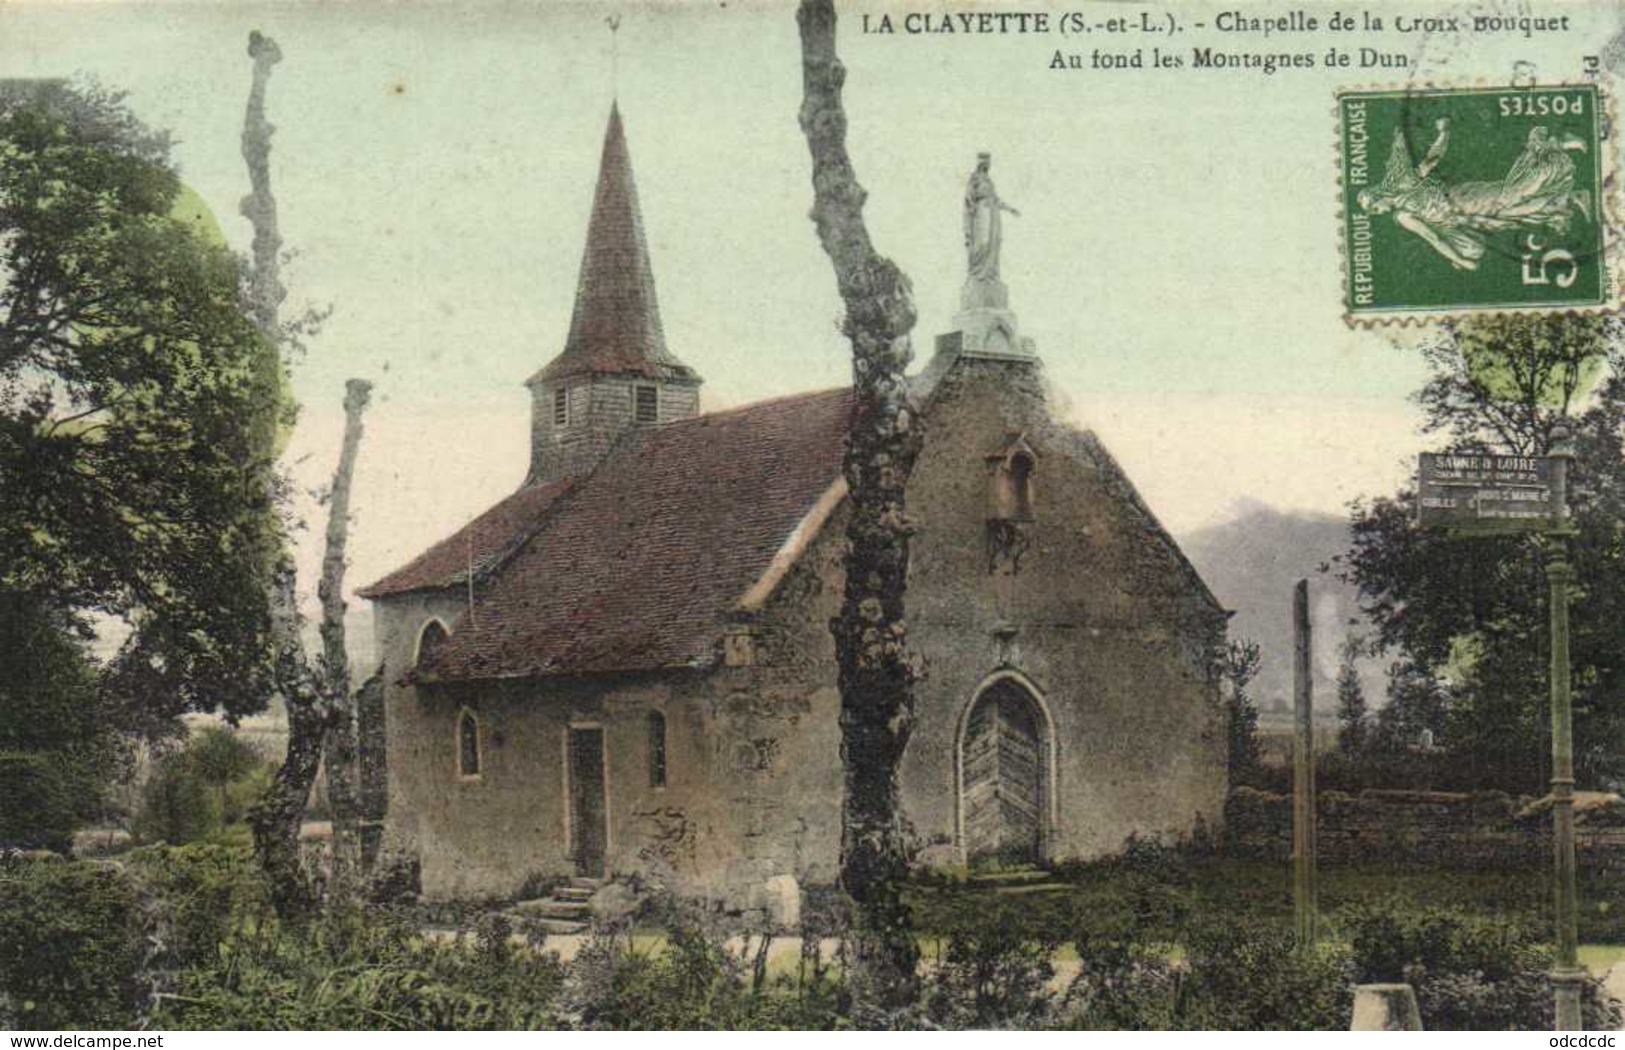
[1339,84,1610,320]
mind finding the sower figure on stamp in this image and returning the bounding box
[1359,117,1591,271]
[964,152,1020,302]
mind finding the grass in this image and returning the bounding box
[906,855,1625,976]
[439,857,1625,986]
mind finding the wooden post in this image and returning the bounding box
[1546,424,1584,1030]
[1292,578,1317,949]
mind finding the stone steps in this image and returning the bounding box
[504,876,606,935]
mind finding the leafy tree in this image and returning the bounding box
[135,726,266,845]
[1219,639,1263,785]
[1372,658,1450,754]
[187,726,263,820]
[0,80,288,723]
[1340,313,1625,790]
[1335,633,1370,757]
[0,592,124,851]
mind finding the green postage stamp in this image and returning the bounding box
[1339,84,1610,320]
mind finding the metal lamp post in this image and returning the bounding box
[1415,433,1587,1029]
[1545,423,1584,1030]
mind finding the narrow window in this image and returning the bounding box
[1007,452,1034,521]
[458,710,481,778]
[553,386,569,428]
[634,384,659,424]
[648,711,667,788]
[416,619,449,668]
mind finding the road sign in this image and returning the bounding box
[1417,452,1556,532]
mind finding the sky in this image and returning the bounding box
[3,0,1620,625]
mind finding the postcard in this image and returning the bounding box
[3,0,1624,1033]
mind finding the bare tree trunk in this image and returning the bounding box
[321,379,372,896]
[235,30,370,918]
[796,0,922,1018]
[251,559,328,919]
[239,30,285,337]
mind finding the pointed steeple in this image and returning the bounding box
[531,104,695,385]
[523,103,702,488]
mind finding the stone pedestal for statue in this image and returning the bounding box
[1349,983,1423,1030]
[938,277,1037,361]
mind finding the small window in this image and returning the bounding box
[416,619,449,668]
[1006,452,1034,521]
[553,386,570,428]
[634,385,659,424]
[648,710,667,788]
[990,446,1036,523]
[458,709,481,778]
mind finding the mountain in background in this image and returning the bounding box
[1178,499,1385,721]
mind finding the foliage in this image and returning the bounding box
[0,854,145,1029]
[566,899,845,1030]
[135,755,219,847]
[187,727,264,812]
[126,842,271,970]
[1059,845,1189,1029]
[1335,633,1370,756]
[1372,658,1451,754]
[0,591,125,851]
[1340,314,1625,791]
[1342,902,1622,1030]
[6,838,1625,1031]
[136,728,269,845]
[1219,639,1263,785]
[0,79,289,723]
[154,903,569,1031]
[1180,919,1355,1030]
[1063,929,1180,1029]
[923,897,1061,1028]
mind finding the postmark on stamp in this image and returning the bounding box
[1339,84,1610,321]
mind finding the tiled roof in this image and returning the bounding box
[420,387,853,680]
[357,478,574,599]
[529,104,695,386]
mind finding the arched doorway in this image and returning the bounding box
[958,676,1051,865]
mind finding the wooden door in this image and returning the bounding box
[568,727,606,877]
[962,683,1043,864]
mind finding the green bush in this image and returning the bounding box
[0,753,78,853]
[0,594,124,851]
[127,842,270,969]
[135,754,221,845]
[1342,903,1622,1030]
[559,898,846,1031]
[1180,919,1355,1030]
[152,897,572,1030]
[0,855,145,1029]
[135,728,269,846]
[1060,873,1184,1029]
[924,897,1060,1028]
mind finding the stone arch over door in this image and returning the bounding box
[954,671,1056,866]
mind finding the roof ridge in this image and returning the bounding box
[658,385,851,429]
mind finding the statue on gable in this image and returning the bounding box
[963,152,1020,307]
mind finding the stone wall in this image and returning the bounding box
[898,352,1230,863]
[1225,785,1625,867]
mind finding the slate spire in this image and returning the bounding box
[532,104,695,384]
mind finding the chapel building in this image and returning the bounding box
[359,104,1230,905]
